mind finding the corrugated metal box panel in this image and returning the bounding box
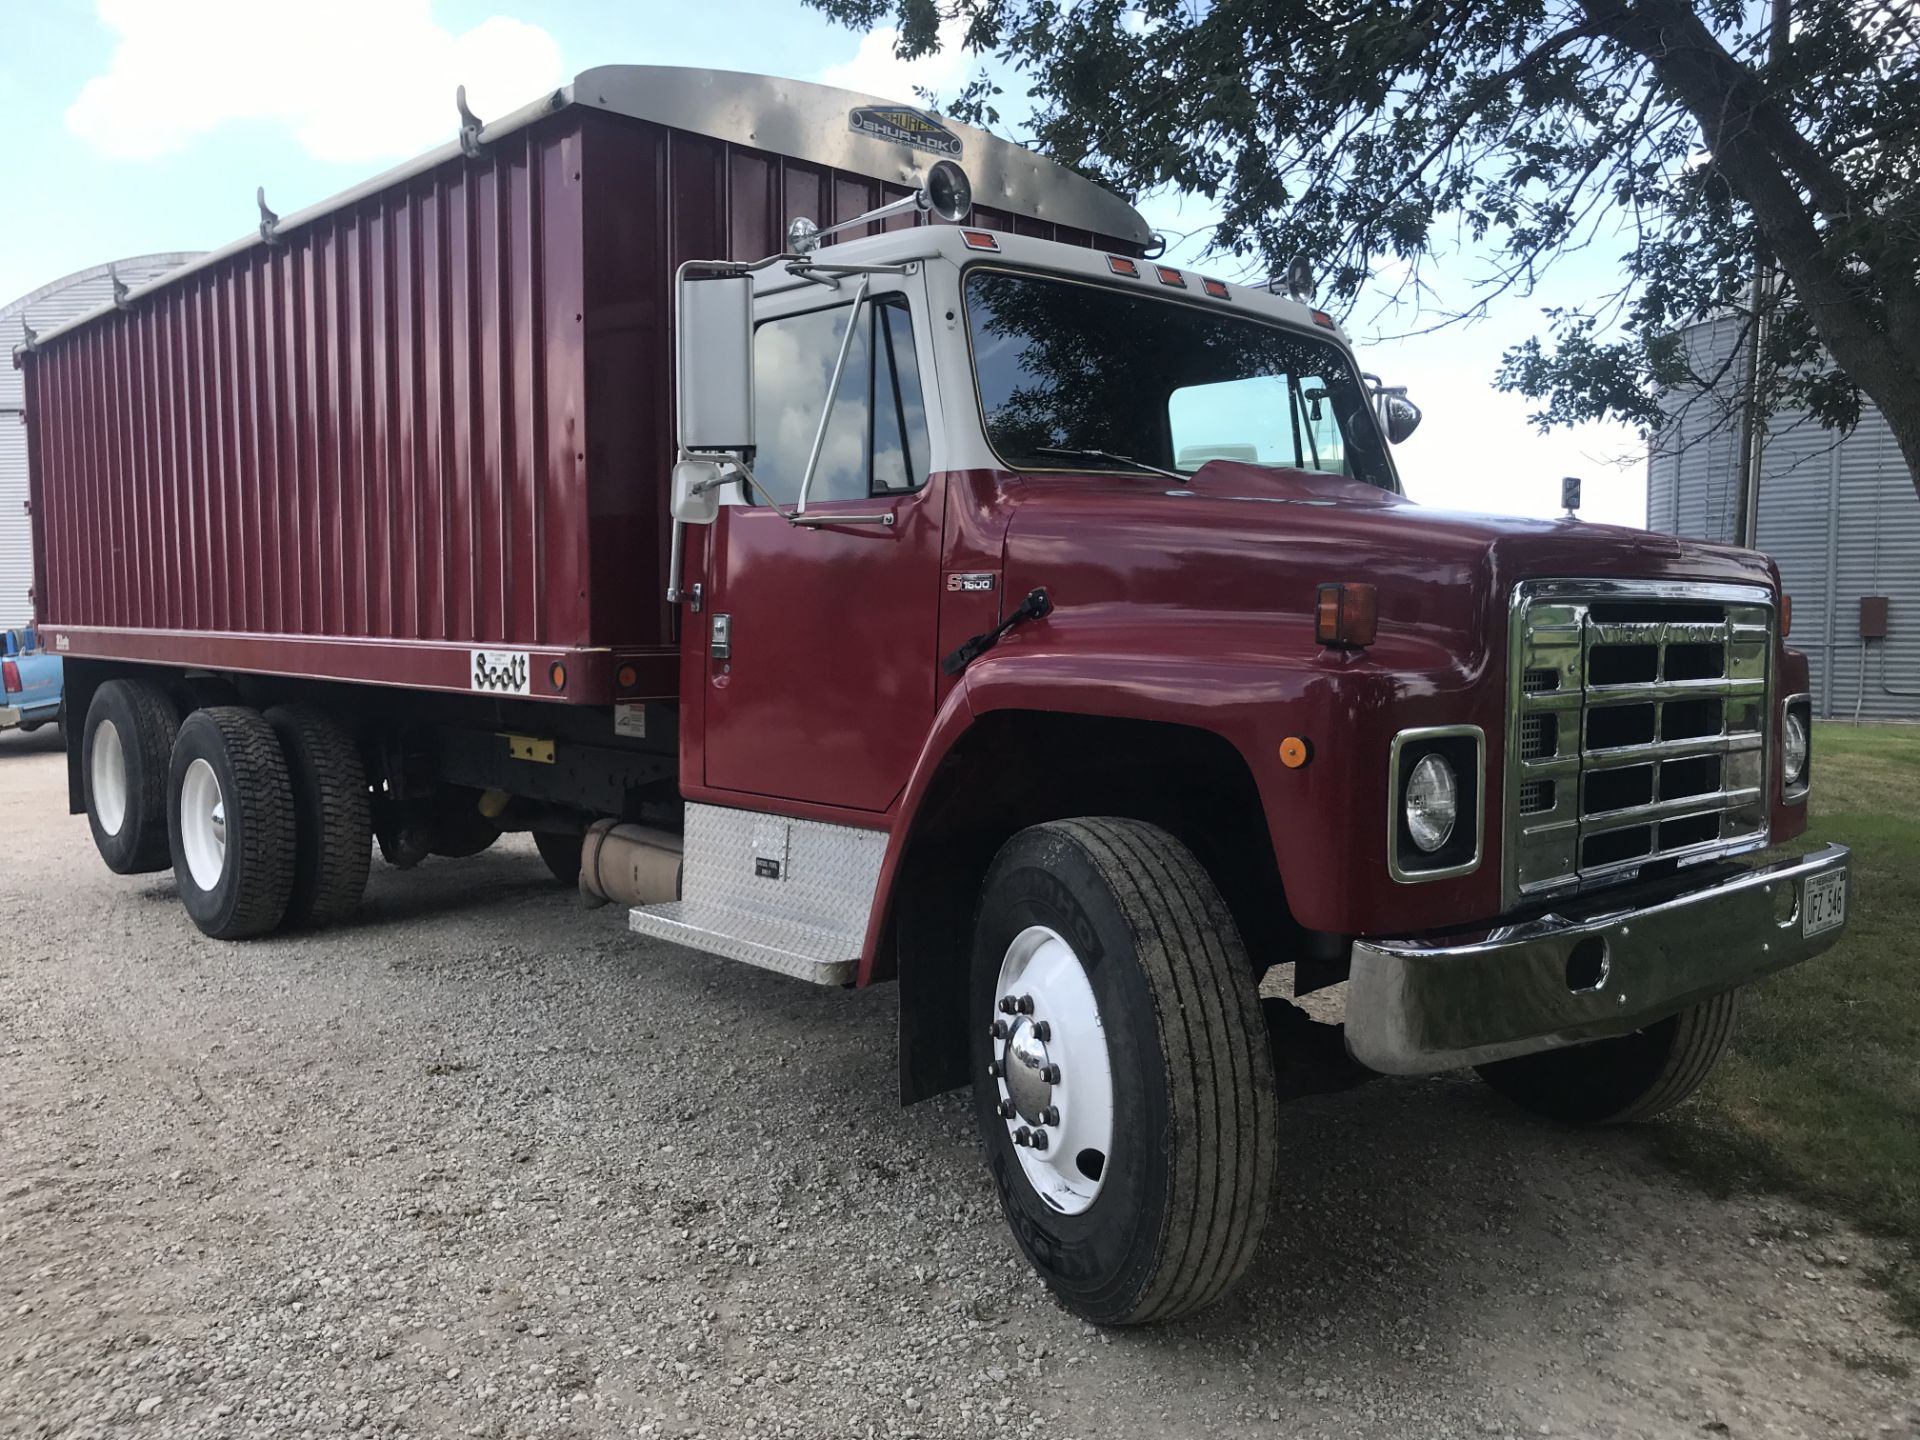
[29,119,592,650]
[3,256,194,625]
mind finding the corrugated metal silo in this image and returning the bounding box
[1647,317,1920,719]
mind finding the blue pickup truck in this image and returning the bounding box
[1,626,62,737]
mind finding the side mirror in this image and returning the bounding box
[1375,391,1422,444]
[671,459,724,526]
[675,272,755,456]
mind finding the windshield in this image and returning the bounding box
[964,269,1394,487]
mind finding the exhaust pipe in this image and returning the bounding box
[578,819,683,908]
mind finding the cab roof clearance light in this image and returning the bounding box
[961,229,1000,251]
[1155,265,1187,288]
[1107,255,1141,277]
[1202,278,1231,300]
[1311,309,1336,329]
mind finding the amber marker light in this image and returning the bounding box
[616,662,640,690]
[1315,582,1378,649]
[1202,277,1231,299]
[1781,592,1793,637]
[548,661,568,692]
[960,230,1000,251]
[1279,736,1312,769]
[1155,265,1187,288]
[1310,309,1336,328]
[1107,255,1141,277]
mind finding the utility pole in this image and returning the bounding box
[1734,0,1790,548]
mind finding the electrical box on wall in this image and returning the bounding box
[1860,596,1890,640]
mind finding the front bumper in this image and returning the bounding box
[1345,844,1851,1075]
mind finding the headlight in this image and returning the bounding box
[1782,697,1812,797]
[1404,753,1458,852]
[1782,711,1809,784]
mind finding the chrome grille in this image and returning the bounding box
[1506,580,1774,905]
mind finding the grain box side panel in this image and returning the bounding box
[28,115,604,698]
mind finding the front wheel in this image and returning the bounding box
[1475,989,1740,1125]
[971,818,1277,1326]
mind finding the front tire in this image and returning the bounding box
[971,818,1277,1326]
[167,708,296,940]
[1475,989,1740,1124]
[82,680,180,874]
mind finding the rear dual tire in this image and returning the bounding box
[82,680,180,875]
[266,705,371,929]
[167,707,297,940]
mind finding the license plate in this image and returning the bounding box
[1803,869,1847,938]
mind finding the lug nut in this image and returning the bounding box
[1040,1064,1061,1084]
[985,1060,1001,1079]
[998,996,1019,1014]
[990,1018,1010,1040]
[1039,1105,1060,1126]
[1016,994,1036,1014]
[997,1099,1016,1119]
[1029,1128,1049,1151]
[1013,1126,1033,1147]
[1032,1021,1051,1041]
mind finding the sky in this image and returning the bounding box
[0,0,1648,526]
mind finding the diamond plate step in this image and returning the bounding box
[628,901,857,985]
[627,804,885,987]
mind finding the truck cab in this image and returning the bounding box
[654,185,1849,1321]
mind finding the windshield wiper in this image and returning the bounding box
[1034,445,1183,481]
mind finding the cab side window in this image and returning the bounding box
[750,295,928,505]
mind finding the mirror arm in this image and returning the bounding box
[795,276,872,516]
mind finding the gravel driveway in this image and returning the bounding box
[2,728,1914,1440]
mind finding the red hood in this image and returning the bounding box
[999,460,1774,655]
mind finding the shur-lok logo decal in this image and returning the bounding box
[848,104,963,158]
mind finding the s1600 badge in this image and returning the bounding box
[470,649,531,695]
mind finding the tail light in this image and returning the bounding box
[2,659,19,693]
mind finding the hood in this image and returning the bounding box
[998,460,1774,657]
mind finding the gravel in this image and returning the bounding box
[2,726,1916,1439]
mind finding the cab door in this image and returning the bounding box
[699,276,945,814]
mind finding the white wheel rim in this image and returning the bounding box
[178,757,227,892]
[990,925,1115,1215]
[91,720,129,837]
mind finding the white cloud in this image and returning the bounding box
[67,0,564,164]
[818,16,970,104]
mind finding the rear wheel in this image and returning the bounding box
[971,818,1277,1326]
[1475,989,1740,1124]
[534,830,583,887]
[266,705,371,930]
[167,708,296,940]
[82,680,179,874]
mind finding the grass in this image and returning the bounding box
[1653,722,1920,1326]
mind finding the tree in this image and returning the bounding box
[805,0,1920,500]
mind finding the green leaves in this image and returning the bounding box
[805,0,1920,485]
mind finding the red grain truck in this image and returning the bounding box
[16,65,1850,1325]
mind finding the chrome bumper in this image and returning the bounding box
[0,705,20,729]
[1346,844,1851,1075]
